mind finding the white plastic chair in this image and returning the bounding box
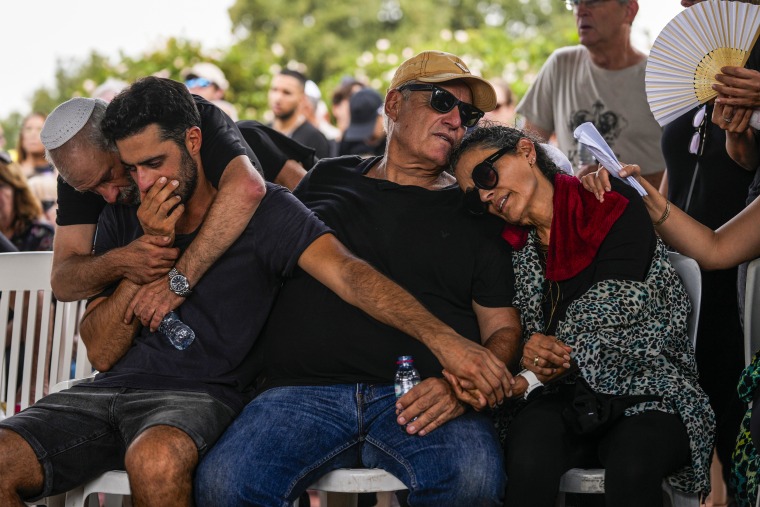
[0,251,91,417]
[0,252,90,507]
[300,468,406,507]
[743,258,760,366]
[555,251,702,507]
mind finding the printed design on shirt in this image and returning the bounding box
[567,100,627,168]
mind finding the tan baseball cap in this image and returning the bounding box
[389,51,496,112]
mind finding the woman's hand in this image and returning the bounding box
[580,164,643,203]
[712,100,753,134]
[521,333,572,380]
[713,66,760,108]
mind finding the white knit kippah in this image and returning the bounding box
[40,98,99,150]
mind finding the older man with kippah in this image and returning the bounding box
[42,94,266,324]
[195,51,522,506]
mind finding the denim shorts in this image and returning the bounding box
[0,385,236,500]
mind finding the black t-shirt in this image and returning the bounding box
[291,121,332,160]
[256,156,516,389]
[542,178,656,335]
[56,96,261,226]
[237,120,317,182]
[86,183,331,412]
[338,138,387,158]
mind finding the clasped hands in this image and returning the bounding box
[395,333,517,436]
[712,66,760,134]
[122,177,186,331]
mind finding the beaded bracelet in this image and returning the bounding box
[653,200,671,227]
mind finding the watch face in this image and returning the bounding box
[170,275,189,293]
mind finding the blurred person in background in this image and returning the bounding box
[184,62,239,121]
[91,78,128,103]
[17,113,58,225]
[330,77,365,143]
[484,77,521,127]
[303,80,341,156]
[338,88,386,157]
[0,125,9,161]
[269,69,331,159]
[0,154,53,252]
[16,113,53,180]
[515,0,665,187]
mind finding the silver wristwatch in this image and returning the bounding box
[168,268,192,297]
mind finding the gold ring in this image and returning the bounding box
[533,356,540,367]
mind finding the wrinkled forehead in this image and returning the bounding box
[62,146,119,190]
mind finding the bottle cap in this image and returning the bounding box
[396,355,414,364]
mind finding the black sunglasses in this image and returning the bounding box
[399,84,484,128]
[471,145,513,190]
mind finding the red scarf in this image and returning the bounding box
[500,174,628,281]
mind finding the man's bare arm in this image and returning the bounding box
[476,303,521,367]
[173,155,266,285]
[80,279,142,372]
[297,233,512,404]
[51,224,177,301]
[274,160,307,191]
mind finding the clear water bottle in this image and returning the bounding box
[394,355,421,398]
[158,311,195,350]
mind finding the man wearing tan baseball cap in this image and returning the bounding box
[196,50,518,505]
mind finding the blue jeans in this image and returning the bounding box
[195,384,505,507]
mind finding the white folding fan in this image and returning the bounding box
[645,0,760,127]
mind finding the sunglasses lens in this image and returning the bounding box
[688,131,701,155]
[429,88,484,127]
[429,88,457,114]
[459,104,484,127]
[472,163,498,190]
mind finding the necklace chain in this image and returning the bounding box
[538,244,561,334]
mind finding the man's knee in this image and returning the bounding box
[125,425,198,482]
[0,428,44,498]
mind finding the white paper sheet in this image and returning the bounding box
[572,122,648,197]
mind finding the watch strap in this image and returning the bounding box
[517,369,544,401]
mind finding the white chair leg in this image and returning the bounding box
[64,487,85,507]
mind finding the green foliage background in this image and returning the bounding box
[1,0,578,150]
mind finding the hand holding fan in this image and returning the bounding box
[645,0,760,127]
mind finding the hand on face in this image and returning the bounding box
[136,176,185,239]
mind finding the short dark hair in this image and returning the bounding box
[449,123,564,182]
[278,69,308,88]
[101,76,201,148]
